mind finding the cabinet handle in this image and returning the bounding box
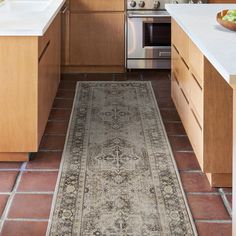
[172,44,179,54]
[39,40,50,63]
[191,108,202,131]
[180,88,189,104]
[180,56,189,70]
[61,5,68,14]
[191,72,202,90]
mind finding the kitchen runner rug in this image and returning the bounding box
[48,81,197,236]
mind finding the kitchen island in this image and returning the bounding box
[166,3,236,235]
[0,0,65,161]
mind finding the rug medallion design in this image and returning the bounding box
[48,82,197,235]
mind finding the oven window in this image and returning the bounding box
[143,22,171,47]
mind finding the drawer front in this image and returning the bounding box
[188,107,203,169]
[178,87,189,133]
[171,75,179,109]
[171,45,179,81]
[171,75,189,134]
[172,46,190,98]
[189,73,203,124]
[171,19,189,65]
[189,39,204,87]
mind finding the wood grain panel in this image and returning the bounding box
[0,37,38,152]
[189,39,204,87]
[171,19,189,65]
[70,0,124,12]
[69,13,125,66]
[204,58,232,173]
[38,13,61,145]
[189,73,203,124]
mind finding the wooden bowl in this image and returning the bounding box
[217,10,236,31]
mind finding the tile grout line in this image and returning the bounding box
[218,188,232,218]
[186,192,220,195]
[0,169,59,172]
[6,218,49,222]
[15,191,54,194]
[0,162,27,232]
[195,219,232,223]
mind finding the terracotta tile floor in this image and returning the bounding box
[0,70,232,236]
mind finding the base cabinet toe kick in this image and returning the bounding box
[171,19,232,187]
[0,13,61,162]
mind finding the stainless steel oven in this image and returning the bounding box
[126,0,171,69]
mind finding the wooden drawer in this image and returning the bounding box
[171,76,189,133]
[172,46,190,98]
[189,72,203,124]
[70,0,124,12]
[188,107,203,169]
[171,19,189,65]
[189,39,204,87]
[171,75,179,109]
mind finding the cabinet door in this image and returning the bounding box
[38,14,61,144]
[69,13,124,66]
[70,0,124,12]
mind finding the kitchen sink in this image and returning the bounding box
[0,0,50,12]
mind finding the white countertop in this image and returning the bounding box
[0,0,66,36]
[165,4,236,85]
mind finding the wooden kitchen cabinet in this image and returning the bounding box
[171,19,232,187]
[69,13,124,67]
[61,0,125,73]
[0,13,61,161]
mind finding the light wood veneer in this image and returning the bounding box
[171,19,232,187]
[61,0,125,73]
[0,13,61,161]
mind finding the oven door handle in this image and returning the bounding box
[127,13,170,18]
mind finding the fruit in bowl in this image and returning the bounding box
[222,10,236,23]
[217,9,236,31]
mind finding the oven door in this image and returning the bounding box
[127,12,171,59]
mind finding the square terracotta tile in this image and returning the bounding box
[180,172,217,193]
[168,136,193,151]
[187,194,230,220]
[1,220,48,236]
[222,188,232,194]
[56,89,75,99]
[26,152,62,169]
[86,73,114,80]
[45,121,69,135]
[0,194,9,217]
[0,162,22,169]
[61,73,85,80]
[49,109,72,121]
[173,152,200,171]
[58,81,77,90]
[8,194,52,219]
[160,109,180,122]
[0,171,18,192]
[196,222,232,236]
[156,97,175,109]
[163,122,186,136]
[39,135,66,151]
[53,99,73,109]
[17,171,58,192]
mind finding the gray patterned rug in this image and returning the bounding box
[47,81,197,236]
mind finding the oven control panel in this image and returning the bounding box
[127,0,170,10]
